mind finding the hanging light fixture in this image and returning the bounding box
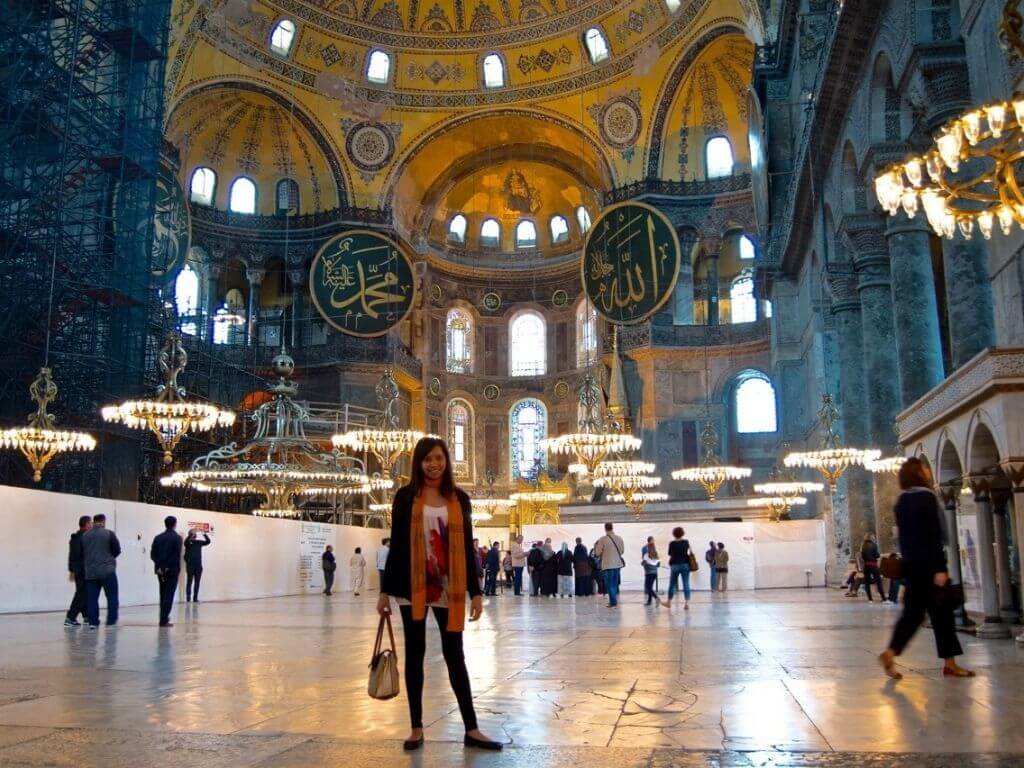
[102,332,235,464]
[471,469,516,523]
[591,460,664,519]
[672,421,752,501]
[754,452,824,516]
[783,394,880,489]
[747,495,808,521]
[866,456,905,475]
[0,367,96,481]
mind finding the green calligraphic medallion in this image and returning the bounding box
[310,230,416,337]
[581,201,681,325]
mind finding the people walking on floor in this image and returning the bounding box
[376,538,390,589]
[322,545,336,595]
[879,457,974,680]
[64,515,92,627]
[82,513,120,628]
[484,542,500,596]
[643,540,662,606]
[350,547,366,595]
[556,542,574,597]
[662,527,692,609]
[378,436,502,751]
[594,523,625,607]
[502,550,513,589]
[861,533,886,602]
[706,541,718,591]
[527,541,543,596]
[151,516,182,627]
[715,543,729,591]
[885,552,904,603]
[573,537,592,596]
[540,539,558,597]
[511,535,527,595]
[183,529,210,603]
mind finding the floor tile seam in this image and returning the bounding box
[605,677,639,748]
[780,676,834,753]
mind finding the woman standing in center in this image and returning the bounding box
[378,437,502,752]
[661,527,692,610]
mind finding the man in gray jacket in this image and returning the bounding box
[594,522,625,608]
[82,513,121,628]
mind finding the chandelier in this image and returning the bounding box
[866,456,905,475]
[471,469,516,523]
[747,495,808,522]
[510,467,567,529]
[162,351,377,517]
[0,367,95,481]
[753,454,824,518]
[874,3,1024,240]
[592,460,663,519]
[102,333,235,464]
[672,422,751,501]
[784,395,880,489]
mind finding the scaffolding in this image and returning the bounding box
[0,0,173,497]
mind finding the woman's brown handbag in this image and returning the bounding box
[879,555,902,580]
[368,613,400,700]
[688,552,700,572]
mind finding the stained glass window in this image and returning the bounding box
[448,399,472,480]
[446,308,472,373]
[510,398,547,481]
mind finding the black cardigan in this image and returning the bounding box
[895,487,947,577]
[381,485,481,600]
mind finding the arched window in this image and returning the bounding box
[276,178,299,214]
[516,220,537,248]
[576,299,597,367]
[446,308,472,373]
[576,206,592,233]
[730,273,756,324]
[550,215,569,244]
[448,213,467,243]
[190,167,216,206]
[735,373,777,433]
[480,218,500,247]
[739,235,756,260]
[509,311,546,376]
[664,0,680,11]
[174,265,200,335]
[763,299,773,318]
[229,177,256,214]
[706,136,734,179]
[510,398,547,480]
[269,19,296,56]
[447,399,473,480]
[367,49,391,84]
[482,53,505,88]
[584,27,610,63]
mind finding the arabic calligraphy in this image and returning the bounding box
[582,202,681,325]
[310,231,416,337]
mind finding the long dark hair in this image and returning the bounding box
[409,436,457,500]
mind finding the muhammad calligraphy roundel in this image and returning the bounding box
[309,230,416,338]
[581,202,681,325]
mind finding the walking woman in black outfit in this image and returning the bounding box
[860,533,886,602]
[879,457,974,680]
[377,437,502,751]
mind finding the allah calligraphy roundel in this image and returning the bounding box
[581,202,681,325]
[309,230,417,338]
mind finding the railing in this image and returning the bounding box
[608,319,770,351]
[604,174,752,203]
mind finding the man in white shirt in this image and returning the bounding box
[375,538,390,590]
[510,534,527,596]
[594,522,626,608]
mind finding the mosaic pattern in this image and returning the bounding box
[342,120,401,182]
[420,3,454,30]
[517,45,572,75]
[470,1,501,31]
[407,60,466,83]
[696,63,727,133]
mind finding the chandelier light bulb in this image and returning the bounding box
[900,189,918,217]
[925,151,943,181]
[904,158,923,187]
[1013,97,1024,126]
[936,128,961,171]
[957,217,974,239]
[998,204,1015,235]
[977,210,994,239]
[985,103,1006,137]
[961,111,982,145]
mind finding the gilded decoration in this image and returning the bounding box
[342,120,401,181]
[588,89,642,157]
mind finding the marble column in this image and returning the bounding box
[884,213,945,405]
[829,267,875,542]
[705,248,720,326]
[942,234,996,369]
[288,269,305,348]
[672,232,697,325]
[992,491,1020,621]
[203,264,222,343]
[245,268,264,347]
[939,485,972,627]
[969,476,1011,638]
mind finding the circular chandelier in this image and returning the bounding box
[102,333,234,464]
[865,456,906,475]
[0,367,95,481]
[592,460,663,519]
[747,495,808,521]
[784,395,880,489]
[609,490,668,519]
[672,422,750,502]
[510,490,567,504]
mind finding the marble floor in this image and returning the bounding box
[0,588,1022,767]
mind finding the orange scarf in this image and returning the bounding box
[410,492,467,632]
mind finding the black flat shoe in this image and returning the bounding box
[403,736,424,751]
[464,734,503,751]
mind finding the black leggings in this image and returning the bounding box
[862,566,885,600]
[888,574,963,660]
[398,605,477,732]
[186,568,202,601]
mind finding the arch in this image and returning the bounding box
[730,369,778,433]
[276,178,299,214]
[448,213,467,243]
[366,48,392,84]
[840,141,864,215]
[228,176,257,214]
[446,307,473,374]
[705,136,735,179]
[447,398,475,481]
[868,53,909,144]
[509,309,546,376]
[738,234,757,260]
[515,219,538,249]
[583,27,611,63]
[509,397,548,481]
[967,412,1004,475]
[576,205,592,234]
[550,214,569,244]
[937,436,964,486]
[729,270,756,323]
[480,217,501,248]
[189,166,216,206]
[269,18,297,57]
[481,52,506,89]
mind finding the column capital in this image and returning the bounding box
[999,458,1024,490]
[828,268,861,314]
[884,211,932,238]
[288,269,306,286]
[937,482,962,507]
[967,473,993,501]
[246,268,266,285]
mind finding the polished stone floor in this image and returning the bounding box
[0,588,1022,767]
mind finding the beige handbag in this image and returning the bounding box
[367,613,400,700]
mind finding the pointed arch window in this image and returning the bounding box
[480,218,500,248]
[276,178,299,214]
[269,19,296,56]
[189,167,216,206]
[509,311,546,376]
[446,308,473,373]
[576,206,592,233]
[367,49,391,84]
[482,53,505,88]
[550,215,569,244]
[174,264,200,336]
[576,300,598,367]
[447,399,474,480]
[730,272,756,324]
[510,398,547,481]
[229,177,256,214]
[584,28,610,63]
[448,213,467,243]
[706,136,734,179]
[735,372,777,433]
[516,220,537,248]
